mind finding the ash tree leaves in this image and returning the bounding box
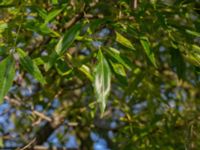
[0,56,15,103]
[94,50,111,114]
[17,48,46,85]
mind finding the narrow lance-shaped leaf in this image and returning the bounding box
[0,56,15,103]
[45,23,82,71]
[55,23,82,55]
[17,48,46,85]
[116,31,135,50]
[45,9,63,24]
[140,37,157,67]
[94,50,111,114]
[185,29,200,37]
[107,47,132,70]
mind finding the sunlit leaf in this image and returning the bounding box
[116,31,135,50]
[185,29,200,37]
[0,56,15,103]
[183,52,200,67]
[109,61,127,86]
[94,50,111,114]
[79,64,93,81]
[17,48,46,85]
[107,47,132,70]
[140,37,157,67]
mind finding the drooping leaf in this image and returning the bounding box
[17,48,46,85]
[116,31,135,50]
[94,50,111,114]
[140,37,157,67]
[0,56,15,103]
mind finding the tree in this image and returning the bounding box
[0,0,200,149]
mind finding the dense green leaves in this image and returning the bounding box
[94,50,111,114]
[0,56,15,103]
[17,48,46,85]
[1,0,200,149]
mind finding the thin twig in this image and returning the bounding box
[18,138,36,150]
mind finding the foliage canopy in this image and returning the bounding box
[0,0,200,149]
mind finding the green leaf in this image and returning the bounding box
[94,50,111,114]
[140,37,157,67]
[116,31,135,50]
[45,9,62,24]
[55,23,82,55]
[185,29,200,37]
[0,23,8,30]
[17,48,46,85]
[51,0,58,4]
[109,61,128,86]
[44,51,59,71]
[183,52,200,67]
[55,59,73,76]
[0,56,15,103]
[45,23,82,71]
[78,65,93,81]
[107,47,132,70]
[192,44,200,54]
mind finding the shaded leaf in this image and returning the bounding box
[94,50,111,114]
[0,56,15,103]
[55,23,81,55]
[55,59,73,76]
[170,48,186,79]
[45,23,81,70]
[140,37,157,67]
[17,48,46,85]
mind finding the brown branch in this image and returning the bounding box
[64,12,84,30]
[18,138,36,150]
[32,111,52,122]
